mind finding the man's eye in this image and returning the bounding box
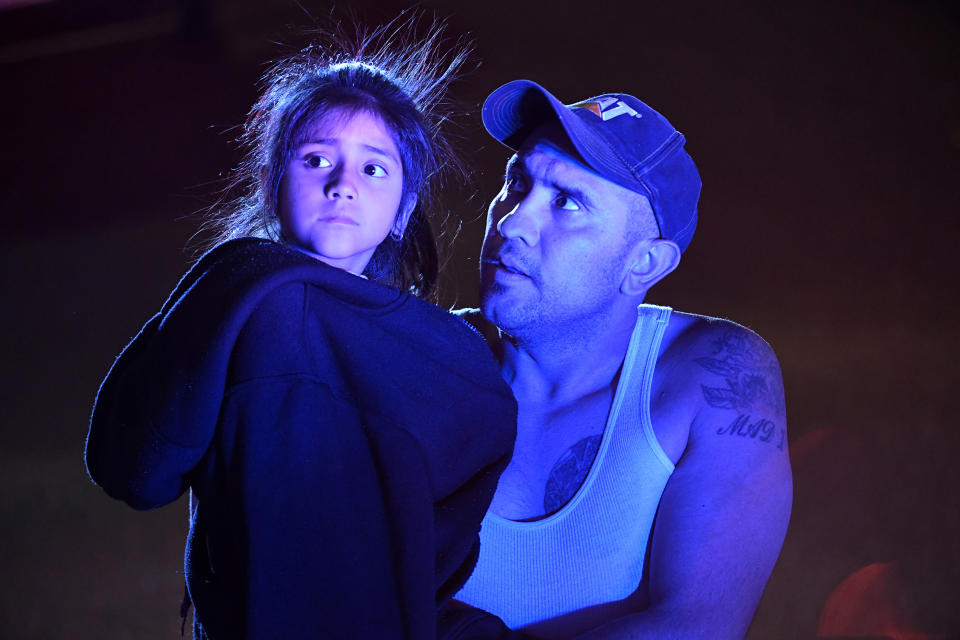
[364,163,387,177]
[306,154,331,169]
[554,194,581,211]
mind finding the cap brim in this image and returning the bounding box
[482,80,641,194]
[482,80,563,149]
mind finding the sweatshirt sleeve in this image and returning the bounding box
[84,242,272,509]
[84,305,223,509]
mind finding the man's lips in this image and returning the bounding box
[482,256,530,278]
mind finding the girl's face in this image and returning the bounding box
[277,108,414,274]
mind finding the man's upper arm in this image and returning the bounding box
[646,322,792,638]
[578,322,792,640]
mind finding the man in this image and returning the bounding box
[455,81,792,639]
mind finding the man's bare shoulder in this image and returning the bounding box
[665,311,784,417]
[657,313,787,467]
[662,310,778,374]
[650,310,786,458]
[666,309,771,342]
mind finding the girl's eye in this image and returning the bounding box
[554,194,581,211]
[364,163,388,178]
[306,154,331,169]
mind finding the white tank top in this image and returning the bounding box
[456,304,675,632]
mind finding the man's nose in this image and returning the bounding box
[495,198,540,246]
[325,165,357,200]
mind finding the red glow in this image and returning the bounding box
[818,562,946,640]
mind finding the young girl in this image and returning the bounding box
[84,22,516,639]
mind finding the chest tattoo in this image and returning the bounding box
[543,434,602,514]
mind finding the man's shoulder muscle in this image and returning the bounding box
[652,311,784,463]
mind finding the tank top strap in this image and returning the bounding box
[623,304,672,378]
[612,303,674,472]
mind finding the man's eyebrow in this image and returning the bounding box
[513,152,596,208]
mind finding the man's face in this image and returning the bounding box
[480,124,648,339]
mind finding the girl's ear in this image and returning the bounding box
[393,193,418,237]
[620,238,682,296]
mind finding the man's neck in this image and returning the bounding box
[501,304,640,407]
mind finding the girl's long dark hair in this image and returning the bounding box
[197,15,470,301]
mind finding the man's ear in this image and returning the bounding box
[393,193,418,237]
[621,239,682,296]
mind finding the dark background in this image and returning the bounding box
[1,0,957,637]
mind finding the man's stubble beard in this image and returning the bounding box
[481,269,623,349]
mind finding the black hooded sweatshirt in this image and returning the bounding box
[85,238,517,639]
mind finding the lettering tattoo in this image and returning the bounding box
[717,414,786,450]
[696,329,786,417]
[543,435,602,514]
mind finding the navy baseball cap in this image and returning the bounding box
[482,80,701,252]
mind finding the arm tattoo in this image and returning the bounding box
[696,330,786,417]
[717,414,786,450]
[543,435,602,514]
